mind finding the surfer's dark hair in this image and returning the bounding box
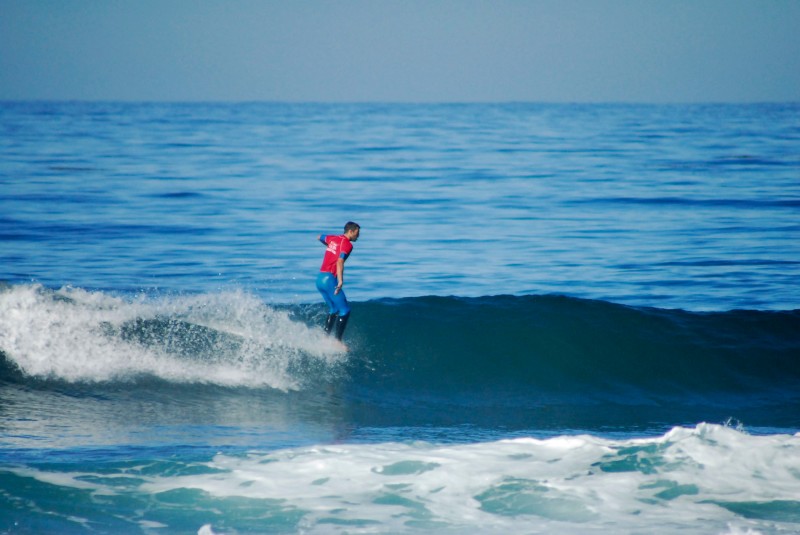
[344,221,360,233]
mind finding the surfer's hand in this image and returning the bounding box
[334,285,342,295]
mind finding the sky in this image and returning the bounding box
[1,0,799,103]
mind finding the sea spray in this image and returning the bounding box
[0,284,346,389]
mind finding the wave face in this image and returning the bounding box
[330,295,800,432]
[346,294,800,396]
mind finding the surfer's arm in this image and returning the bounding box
[335,257,345,294]
[318,234,327,245]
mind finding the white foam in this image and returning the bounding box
[137,424,799,534]
[0,284,345,389]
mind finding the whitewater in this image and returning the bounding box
[2,102,799,533]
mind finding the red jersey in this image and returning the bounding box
[319,234,353,274]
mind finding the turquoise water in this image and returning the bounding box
[1,102,799,533]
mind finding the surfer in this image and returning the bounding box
[317,221,360,341]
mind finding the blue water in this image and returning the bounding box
[1,102,799,534]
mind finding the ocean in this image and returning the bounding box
[1,101,799,534]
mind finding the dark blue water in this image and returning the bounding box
[3,102,799,308]
[1,102,799,534]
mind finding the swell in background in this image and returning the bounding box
[2,102,799,310]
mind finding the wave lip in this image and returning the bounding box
[0,284,346,389]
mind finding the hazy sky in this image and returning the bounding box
[1,0,799,102]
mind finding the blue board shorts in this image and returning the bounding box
[316,272,350,316]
